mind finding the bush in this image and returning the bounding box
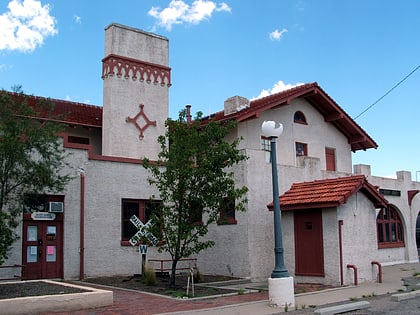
[143,265,157,286]
[193,268,201,283]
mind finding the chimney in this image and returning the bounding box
[224,96,249,116]
[186,104,192,123]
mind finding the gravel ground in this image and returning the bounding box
[0,281,89,300]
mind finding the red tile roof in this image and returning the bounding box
[1,91,102,128]
[272,175,388,211]
[203,82,377,152]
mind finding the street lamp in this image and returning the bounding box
[261,121,295,309]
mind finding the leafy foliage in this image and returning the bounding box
[0,87,71,264]
[143,110,248,287]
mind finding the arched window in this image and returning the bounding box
[376,205,405,248]
[294,111,307,124]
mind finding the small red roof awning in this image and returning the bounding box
[268,175,388,211]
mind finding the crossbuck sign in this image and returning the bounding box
[129,215,158,246]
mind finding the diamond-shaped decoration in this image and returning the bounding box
[126,104,157,139]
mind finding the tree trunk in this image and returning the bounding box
[169,259,179,288]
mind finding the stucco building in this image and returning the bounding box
[1,23,419,287]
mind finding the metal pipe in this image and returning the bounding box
[79,171,85,280]
[347,264,358,286]
[338,220,344,286]
[371,261,382,283]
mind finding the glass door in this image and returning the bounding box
[22,219,63,279]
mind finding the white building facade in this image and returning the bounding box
[1,23,419,287]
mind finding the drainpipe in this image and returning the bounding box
[338,220,344,286]
[78,168,86,280]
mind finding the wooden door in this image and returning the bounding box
[22,217,63,279]
[294,209,325,276]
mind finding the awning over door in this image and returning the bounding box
[268,175,388,211]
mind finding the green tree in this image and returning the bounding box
[0,87,71,264]
[143,110,248,288]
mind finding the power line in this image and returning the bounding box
[354,64,420,120]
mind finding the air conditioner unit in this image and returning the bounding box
[49,202,64,213]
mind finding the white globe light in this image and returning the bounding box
[261,121,283,137]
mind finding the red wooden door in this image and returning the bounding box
[22,216,63,280]
[294,209,325,276]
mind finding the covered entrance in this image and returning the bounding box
[22,212,63,280]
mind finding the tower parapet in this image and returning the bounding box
[102,23,170,159]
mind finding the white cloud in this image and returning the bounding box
[0,0,57,53]
[148,0,231,31]
[269,28,288,41]
[74,15,81,24]
[252,80,304,100]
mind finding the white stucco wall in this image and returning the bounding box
[102,24,169,160]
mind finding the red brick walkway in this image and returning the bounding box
[46,287,268,315]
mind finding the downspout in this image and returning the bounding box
[78,168,86,280]
[338,220,344,286]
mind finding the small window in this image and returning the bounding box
[377,206,404,248]
[188,199,203,225]
[218,197,237,225]
[121,199,162,245]
[294,111,307,124]
[325,147,336,171]
[261,136,271,152]
[68,136,90,145]
[296,142,307,156]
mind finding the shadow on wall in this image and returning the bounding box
[416,214,420,257]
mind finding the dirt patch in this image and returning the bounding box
[0,281,89,300]
[82,274,239,298]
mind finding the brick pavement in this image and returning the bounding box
[45,287,268,315]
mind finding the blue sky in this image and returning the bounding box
[0,0,419,180]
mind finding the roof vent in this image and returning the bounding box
[224,96,249,115]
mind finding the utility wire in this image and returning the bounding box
[354,64,420,120]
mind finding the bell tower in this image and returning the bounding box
[102,23,170,160]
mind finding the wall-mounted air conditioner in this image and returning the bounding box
[49,202,64,213]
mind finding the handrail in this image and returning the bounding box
[148,258,197,273]
[0,264,24,280]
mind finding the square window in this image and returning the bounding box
[121,199,162,244]
[296,142,307,156]
[218,197,237,225]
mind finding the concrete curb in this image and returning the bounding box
[313,301,370,315]
[391,290,420,301]
[0,280,113,315]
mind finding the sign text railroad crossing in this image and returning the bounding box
[129,215,158,246]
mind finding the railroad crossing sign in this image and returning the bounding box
[129,215,158,246]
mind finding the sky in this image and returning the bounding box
[0,0,419,180]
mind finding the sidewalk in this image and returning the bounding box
[47,262,420,315]
[159,262,420,315]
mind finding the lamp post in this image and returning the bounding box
[261,121,294,309]
[261,121,289,278]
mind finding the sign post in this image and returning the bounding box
[129,215,158,276]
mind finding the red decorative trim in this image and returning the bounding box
[408,190,420,206]
[61,133,157,165]
[102,54,171,87]
[126,104,157,139]
[217,217,237,225]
